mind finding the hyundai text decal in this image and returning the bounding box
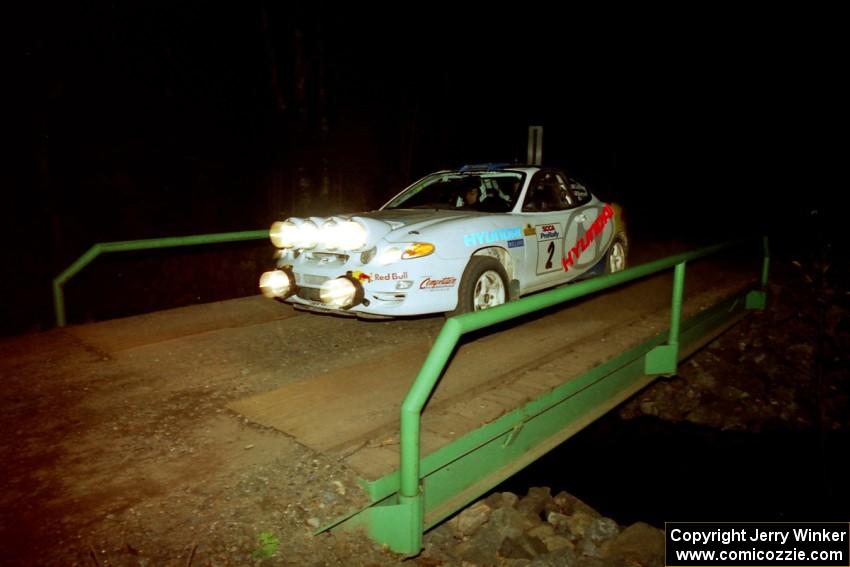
[464,227,522,247]
[562,204,614,272]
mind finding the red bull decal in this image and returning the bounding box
[372,271,409,281]
[420,276,457,290]
[352,270,372,283]
[562,204,615,272]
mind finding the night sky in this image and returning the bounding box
[6,4,841,333]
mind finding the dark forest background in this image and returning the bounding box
[4,3,841,334]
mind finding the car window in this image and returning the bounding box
[522,171,574,212]
[566,176,591,205]
[385,171,525,212]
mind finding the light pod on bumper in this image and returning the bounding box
[319,273,365,309]
[336,220,369,251]
[270,220,298,249]
[296,220,319,249]
[259,267,297,299]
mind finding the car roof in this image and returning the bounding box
[441,163,542,175]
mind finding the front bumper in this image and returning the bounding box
[280,253,465,317]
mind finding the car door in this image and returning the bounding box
[559,176,615,279]
[516,170,581,292]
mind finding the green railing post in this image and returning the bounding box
[52,230,267,327]
[761,235,770,288]
[644,261,685,375]
[746,235,769,310]
[52,280,66,328]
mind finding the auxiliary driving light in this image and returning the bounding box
[259,269,296,299]
[270,220,299,249]
[297,220,319,249]
[319,275,364,309]
[337,220,368,250]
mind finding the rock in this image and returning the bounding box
[639,401,659,416]
[498,534,548,560]
[600,521,664,565]
[578,538,602,557]
[490,506,534,538]
[485,491,519,510]
[586,517,620,542]
[455,500,492,536]
[546,512,570,533]
[517,487,552,518]
[455,526,503,566]
[305,517,320,529]
[528,548,577,567]
[565,511,594,539]
[541,534,574,553]
[552,492,575,515]
[527,524,555,540]
[550,492,599,518]
[498,537,534,560]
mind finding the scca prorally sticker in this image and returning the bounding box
[537,223,560,241]
[419,276,457,290]
[463,227,522,247]
[562,204,614,272]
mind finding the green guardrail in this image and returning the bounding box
[52,230,268,327]
[386,236,769,554]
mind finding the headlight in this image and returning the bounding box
[376,246,403,265]
[402,243,435,259]
[319,276,362,309]
[259,269,293,298]
[270,221,298,249]
[337,220,368,250]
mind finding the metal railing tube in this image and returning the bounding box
[52,230,268,327]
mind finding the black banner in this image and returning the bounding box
[665,522,849,566]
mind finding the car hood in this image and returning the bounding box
[357,209,481,243]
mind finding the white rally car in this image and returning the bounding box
[259,164,628,318]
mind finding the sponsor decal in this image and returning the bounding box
[419,276,457,290]
[537,223,561,241]
[463,226,522,247]
[562,204,614,272]
[351,270,372,283]
[371,271,409,281]
[523,224,536,236]
[507,238,524,248]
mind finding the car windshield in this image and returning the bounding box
[383,171,525,213]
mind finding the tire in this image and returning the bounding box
[447,256,509,317]
[605,234,628,274]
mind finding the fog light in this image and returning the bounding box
[319,275,364,309]
[259,270,293,298]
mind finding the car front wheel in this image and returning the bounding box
[447,257,509,317]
